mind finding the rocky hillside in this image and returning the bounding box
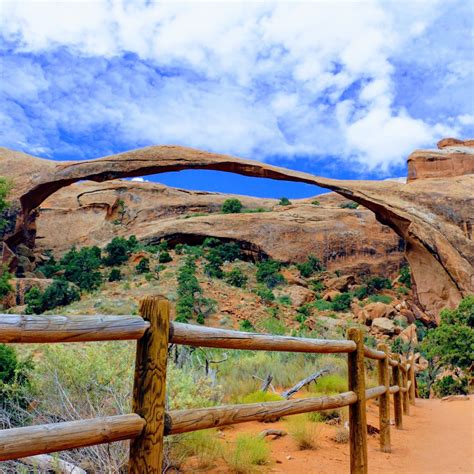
[35,181,405,278]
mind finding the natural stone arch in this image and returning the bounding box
[1,144,472,319]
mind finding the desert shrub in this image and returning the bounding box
[239,390,282,404]
[340,200,359,209]
[222,198,243,214]
[433,375,468,397]
[108,268,122,282]
[224,267,248,288]
[397,285,410,296]
[317,408,341,422]
[355,276,392,299]
[36,255,62,278]
[313,299,333,311]
[255,285,275,303]
[287,414,319,450]
[391,337,410,355]
[0,177,11,231]
[278,197,291,205]
[296,255,324,278]
[295,304,312,322]
[399,265,412,288]
[226,434,270,472]
[333,427,350,443]
[310,279,325,293]
[102,237,130,266]
[332,292,353,312]
[176,257,201,323]
[25,280,80,314]
[0,265,12,299]
[175,243,184,254]
[278,295,292,306]
[158,250,172,263]
[172,430,222,470]
[256,259,285,288]
[422,296,474,371]
[259,316,286,335]
[239,319,254,332]
[136,257,150,274]
[368,294,393,304]
[61,246,102,291]
[415,320,427,342]
[311,200,320,206]
[313,374,347,394]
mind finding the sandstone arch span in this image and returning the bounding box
[1,144,472,319]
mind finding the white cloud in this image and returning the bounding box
[0,0,471,171]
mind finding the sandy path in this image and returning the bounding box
[194,397,473,473]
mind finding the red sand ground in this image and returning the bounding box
[184,397,473,473]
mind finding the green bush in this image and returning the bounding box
[103,237,130,266]
[332,293,353,311]
[399,265,412,288]
[255,286,275,303]
[433,375,468,397]
[278,295,292,306]
[287,414,319,450]
[158,250,172,263]
[108,268,122,282]
[355,276,392,299]
[175,243,184,255]
[313,299,333,311]
[222,198,243,214]
[239,319,254,331]
[296,255,324,278]
[61,246,103,291]
[224,267,247,288]
[136,258,150,274]
[25,280,80,314]
[311,200,320,206]
[36,255,62,278]
[239,390,282,404]
[278,197,291,206]
[340,200,359,209]
[0,265,12,299]
[0,177,12,233]
[256,259,285,288]
[367,294,393,304]
[175,257,202,323]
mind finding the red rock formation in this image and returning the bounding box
[0,141,472,320]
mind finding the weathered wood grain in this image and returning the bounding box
[408,352,416,404]
[348,328,368,474]
[365,385,387,400]
[165,391,357,435]
[377,343,391,453]
[0,314,149,343]
[363,345,385,360]
[401,362,410,415]
[0,415,144,461]
[392,355,403,429]
[129,297,169,474]
[171,322,357,353]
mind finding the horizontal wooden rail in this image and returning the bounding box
[365,385,387,400]
[389,358,398,367]
[389,386,400,394]
[165,391,357,435]
[363,346,385,360]
[0,414,145,462]
[0,314,150,343]
[171,322,357,353]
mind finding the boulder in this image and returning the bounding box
[323,290,341,302]
[325,274,355,292]
[363,302,396,322]
[399,323,418,345]
[371,317,396,335]
[275,285,313,308]
[280,269,308,287]
[399,308,416,324]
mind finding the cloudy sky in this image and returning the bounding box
[0,0,472,196]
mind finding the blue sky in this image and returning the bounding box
[0,0,473,198]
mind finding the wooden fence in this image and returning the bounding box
[0,296,416,473]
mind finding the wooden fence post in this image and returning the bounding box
[409,352,416,405]
[347,328,368,474]
[402,361,410,416]
[392,355,403,430]
[129,296,170,474]
[377,344,391,453]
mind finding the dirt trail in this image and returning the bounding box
[197,397,473,474]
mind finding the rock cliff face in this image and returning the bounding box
[0,140,472,320]
[36,180,404,278]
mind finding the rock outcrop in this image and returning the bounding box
[0,140,472,320]
[35,180,404,278]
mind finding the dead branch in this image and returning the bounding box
[281,368,330,399]
[259,429,287,439]
[20,454,86,473]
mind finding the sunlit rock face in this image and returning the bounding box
[0,139,472,320]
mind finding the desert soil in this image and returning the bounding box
[188,397,473,473]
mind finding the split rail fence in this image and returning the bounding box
[0,296,417,473]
